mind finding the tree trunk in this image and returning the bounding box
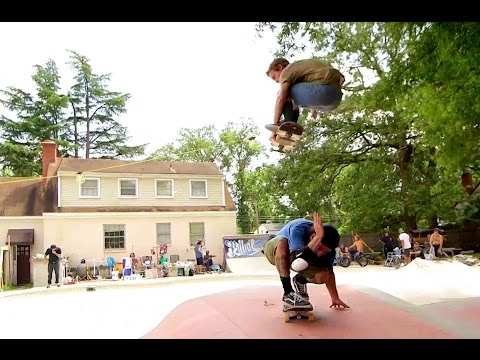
[428,214,438,229]
[398,137,416,231]
[85,81,90,158]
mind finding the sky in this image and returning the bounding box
[0,22,290,164]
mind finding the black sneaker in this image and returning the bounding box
[293,276,309,300]
[282,292,313,311]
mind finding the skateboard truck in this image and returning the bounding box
[283,309,315,323]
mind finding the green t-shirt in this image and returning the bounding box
[279,59,345,92]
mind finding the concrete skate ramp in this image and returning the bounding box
[142,284,480,339]
[345,258,480,306]
[226,256,277,275]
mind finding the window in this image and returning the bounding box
[190,179,207,198]
[119,179,138,197]
[189,222,205,246]
[155,179,174,198]
[156,223,171,244]
[80,178,100,198]
[104,224,126,250]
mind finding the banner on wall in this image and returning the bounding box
[223,236,271,259]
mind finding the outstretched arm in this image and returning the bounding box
[325,271,350,309]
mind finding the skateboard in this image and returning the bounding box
[283,309,315,323]
[266,122,304,153]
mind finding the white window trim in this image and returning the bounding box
[118,178,139,198]
[189,222,205,246]
[155,179,174,198]
[156,222,172,244]
[79,177,101,199]
[189,179,208,199]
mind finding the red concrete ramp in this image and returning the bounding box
[142,285,464,339]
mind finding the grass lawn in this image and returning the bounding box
[1,283,33,291]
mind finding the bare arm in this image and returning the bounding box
[325,271,340,301]
[273,82,290,124]
[325,272,349,309]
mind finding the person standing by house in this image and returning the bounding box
[194,240,204,265]
[44,244,62,288]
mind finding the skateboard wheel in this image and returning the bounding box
[308,314,315,322]
[284,313,290,323]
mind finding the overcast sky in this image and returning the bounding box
[0,22,293,163]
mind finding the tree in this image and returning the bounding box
[0,59,69,176]
[255,22,470,232]
[0,51,147,176]
[150,119,265,233]
[67,50,146,159]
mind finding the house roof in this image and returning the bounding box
[0,177,44,216]
[57,158,224,176]
[0,158,236,216]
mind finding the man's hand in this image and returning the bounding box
[330,298,350,310]
[313,211,324,241]
[310,212,330,257]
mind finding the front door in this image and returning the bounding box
[17,245,31,285]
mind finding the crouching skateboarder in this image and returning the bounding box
[262,212,350,311]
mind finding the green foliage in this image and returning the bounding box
[255,22,479,232]
[150,119,266,233]
[0,51,146,176]
[66,50,147,159]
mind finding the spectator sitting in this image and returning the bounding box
[411,241,424,260]
[339,244,349,258]
[204,250,213,271]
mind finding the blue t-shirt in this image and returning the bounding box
[277,219,313,252]
[277,219,339,272]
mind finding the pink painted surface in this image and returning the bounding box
[142,285,459,339]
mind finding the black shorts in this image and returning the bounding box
[196,257,204,265]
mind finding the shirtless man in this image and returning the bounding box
[429,228,444,257]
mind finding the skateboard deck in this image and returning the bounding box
[266,122,304,153]
[277,122,304,142]
[283,308,315,323]
[270,138,294,153]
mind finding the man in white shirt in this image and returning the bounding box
[398,229,412,264]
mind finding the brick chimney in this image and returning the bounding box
[41,140,57,180]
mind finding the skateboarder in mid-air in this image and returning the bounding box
[265,57,345,140]
[262,212,350,312]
